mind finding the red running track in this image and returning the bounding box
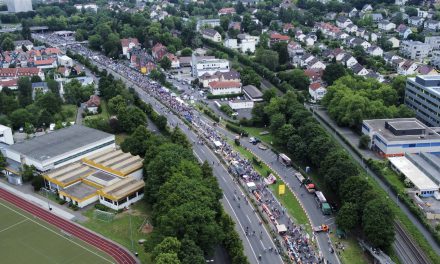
[0,188,137,264]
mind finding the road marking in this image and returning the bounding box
[246,214,252,223]
[260,240,266,250]
[223,196,259,263]
[193,151,203,162]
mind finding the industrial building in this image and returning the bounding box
[44,148,144,209]
[405,75,440,127]
[5,0,32,13]
[6,125,115,172]
[362,118,440,157]
[191,55,230,77]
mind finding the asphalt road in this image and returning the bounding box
[95,63,283,264]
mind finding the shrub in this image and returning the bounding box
[226,123,248,137]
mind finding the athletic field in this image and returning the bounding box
[0,199,115,264]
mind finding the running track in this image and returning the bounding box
[0,188,138,264]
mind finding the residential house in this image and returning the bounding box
[57,67,70,77]
[224,39,238,49]
[340,53,358,67]
[13,40,33,51]
[356,27,367,37]
[300,53,316,67]
[396,24,412,39]
[336,17,352,29]
[418,9,429,18]
[425,36,440,50]
[307,58,326,70]
[347,37,371,50]
[304,69,323,82]
[269,33,290,47]
[424,20,440,31]
[365,32,378,42]
[395,0,407,5]
[166,53,180,68]
[34,58,57,69]
[378,20,396,31]
[430,50,440,67]
[152,43,167,61]
[388,36,400,48]
[304,34,316,46]
[362,4,373,13]
[218,7,235,16]
[0,79,18,90]
[408,16,425,27]
[57,55,73,67]
[208,81,242,95]
[32,82,49,100]
[229,22,241,31]
[196,19,221,31]
[121,38,140,59]
[345,23,358,33]
[371,13,384,22]
[397,60,418,75]
[350,63,369,76]
[201,29,222,42]
[417,65,437,75]
[309,82,327,101]
[239,38,257,53]
[84,95,101,114]
[348,8,358,18]
[287,41,305,66]
[400,40,431,61]
[336,32,350,41]
[283,23,294,33]
[367,46,384,57]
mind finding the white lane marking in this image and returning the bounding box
[246,214,252,223]
[224,196,259,263]
[0,218,28,233]
[193,151,203,163]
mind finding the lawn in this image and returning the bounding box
[85,100,110,122]
[115,133,129,145]
[329,233,370,264]
[241,126,275,144]
[81,202,152,264]
[54,104,78,123]
[0,199,114,264]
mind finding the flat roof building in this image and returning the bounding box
[6,125,115,172]
[44,148,144,209]
[389,156,438,197]
[405,75,440,127]
[243,85,263,102]
[362,118,440,157]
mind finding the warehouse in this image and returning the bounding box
[6,125,115,172]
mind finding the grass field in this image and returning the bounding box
[0,199,114,264]
[81,202,152,264]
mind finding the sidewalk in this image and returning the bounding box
[0,179,85,221]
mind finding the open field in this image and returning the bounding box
[0,199,114,264]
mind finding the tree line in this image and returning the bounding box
[250,90,395,249]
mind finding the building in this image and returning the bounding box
[388,156,438,197]
[31,82,49,99]
[201,29,222,42]
[199,70,240,88]
[243,85,263,102]
[152,43,167,61]
[84,95,100,114]
[229,100,254,110]
[208,81,242,95]
[43,148,144,209]
[0,124,14,145]
[400,41,431,61]
[424,20,440,31]
[6,125,115,172]
[74,3,98,12]
[287,41,304,66]
[308,82,327,101]
[239,38,257,53]
[191,55,230,77]
[361,118,440,157]
[405,75,440,126]
[121,38,140,59]
[425,36,440,50]
[57,55,73,67]
[218,7,235,16]
[0,68,45,80]
[268,33,290,47]
[196,19,221,31]
[13,40,33,51]
[377,20,396,31]
[5,0,32,12]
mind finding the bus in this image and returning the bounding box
[214,101,221,108]
[278,153,292,166]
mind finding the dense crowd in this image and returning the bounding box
[35,33,321,263]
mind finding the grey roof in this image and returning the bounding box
[8,125,113,162]
[62,182,98,199]
[243,85,263,99]
[13,40,33,46]
[363,118,440,141]
[202,29,219,37]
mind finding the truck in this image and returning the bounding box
[305,183,316,193]
[315,191,332,215]
[295,172,305,183]
[313,224,329,233]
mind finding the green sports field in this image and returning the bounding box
[0,199,115,264]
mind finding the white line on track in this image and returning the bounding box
[0,218,28,233]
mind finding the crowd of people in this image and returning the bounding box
[35,32,322,263]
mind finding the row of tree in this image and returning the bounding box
[250,91,395,249]
[322,76,414,129]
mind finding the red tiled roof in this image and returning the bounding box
[121,38,139,48]
[270,33,290,41]
[0,78,18,87]
[219,7,235,14]
[86,95,101,107]
[209,81,241,89]
[35,58,56,65]
[309,82,323,91]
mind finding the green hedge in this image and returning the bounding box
[225,123,248,137]
[207,93,244,99]
[203,109,220,122]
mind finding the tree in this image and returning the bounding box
[290,69,310,90]
[322,63,346,85]
[359,135,370,149]
[47,79,59,95]
[38,110,54,128]
[180,48,192,56]
[64,79,94,105]
[155,115,168,131]
[108,95,127,115]
[160,56,172,70]
[120,125,151,156]
[31,75,42,83]
[255,48,279,71]
[272,42,289,65]
[21,164,35,182]
[118,106,147,134]
[155,253,181,264]
[1,37,14,51]
[152,237,181,261]
[391,75,407,104]
[320,149,358,193]
[263,88,277,102]
[17,77,32,107]
[0,151,7,174]
[88,34,102,50]
[171,127,192,149]
[362,198,395,249]
[36,92,61,114]
[31,175,44,191]
[336,202,359,231]
[179,238,205,264]
[9,109,32,130]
